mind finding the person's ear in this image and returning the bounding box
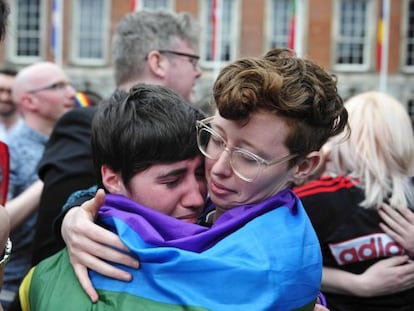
[293,151,321,181]
[20,94,37,112]
[146,50,168,78]
[101,165,126,195]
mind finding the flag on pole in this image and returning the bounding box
[20,191,322,311]
[288,0,296,50]
[130,0,139,11]
[211,0,219,60]
[378,0,390,92]
[377,1,385,71]
[50,0,62,66]
[50,0,57,55]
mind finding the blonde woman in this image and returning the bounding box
[295,91,414,310]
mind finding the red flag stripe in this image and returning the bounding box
[211,0,218,60]
[377,1,384,71]
[288,0,296,49]
[294,176,358,197]
[131,0,138,11]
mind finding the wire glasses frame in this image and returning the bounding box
[27,81,73,94]
[196,116,297,182]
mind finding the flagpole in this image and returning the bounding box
[294,0,304,57]
[379,0,390,92]
[212,0,222,80]
[52,0,63,67]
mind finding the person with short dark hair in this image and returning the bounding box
[0,65,22,143]
[0,0,9,41]
[31,9,203,268]
[20,84,207,310]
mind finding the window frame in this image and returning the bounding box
[70,0,111,66]
[331,0,376,72]
[7,0,47,64]
[401,0,414,72]
[264,0,293,50]
[199,0,241,69]
[136,0,175,10]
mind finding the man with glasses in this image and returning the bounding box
[30,9,202,276]
[20,84,208,310]
[0,62,75,309]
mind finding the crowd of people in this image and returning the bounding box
[0,1,414,310]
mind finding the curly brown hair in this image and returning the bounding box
[212,48,348,160]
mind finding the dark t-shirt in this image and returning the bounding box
[294,175,414,311]
[31,107,98,265]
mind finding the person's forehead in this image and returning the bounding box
[175,39,197,53]
[140,156,202,179]
[0,73,15,85]
[32,66,68,85]
[211,111,290,153]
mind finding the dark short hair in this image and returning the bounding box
[0,0,9,41]
[0,64,17,76]
[91,84,205,188]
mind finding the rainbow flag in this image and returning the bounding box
[287,0,296,50]
[20,190,321,311]
[74,92,91,108]
[377,0,385,71]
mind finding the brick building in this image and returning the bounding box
[1,0,414,115]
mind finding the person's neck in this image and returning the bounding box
[0,112,19,130]
[23,115,53,137]
[118,77,164,92]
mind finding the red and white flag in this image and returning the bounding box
[287,0,296,50]
[211,0,220,61]
[131,0,139,12]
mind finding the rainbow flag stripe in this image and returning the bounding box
[74,92,91,107]
[20,190,321,311]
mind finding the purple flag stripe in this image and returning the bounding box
[99,188,298,253]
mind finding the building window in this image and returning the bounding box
[71,0,110,65]
[332,0,374,71]
[402,0,414,71]
[201,0,239,65]
[143,0,170,9]
[133,0,174,10]
[9,0,45,62]
[407,98,414,122]
[266,0,292,49]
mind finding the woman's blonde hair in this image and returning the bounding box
[328,91,414,209]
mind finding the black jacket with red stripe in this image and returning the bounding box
[294,175,414,311]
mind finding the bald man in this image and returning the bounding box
[0,62,75,309]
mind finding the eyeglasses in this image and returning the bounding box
[158,50,200,68]
[27,81,73,94]
[196,117,297,182]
